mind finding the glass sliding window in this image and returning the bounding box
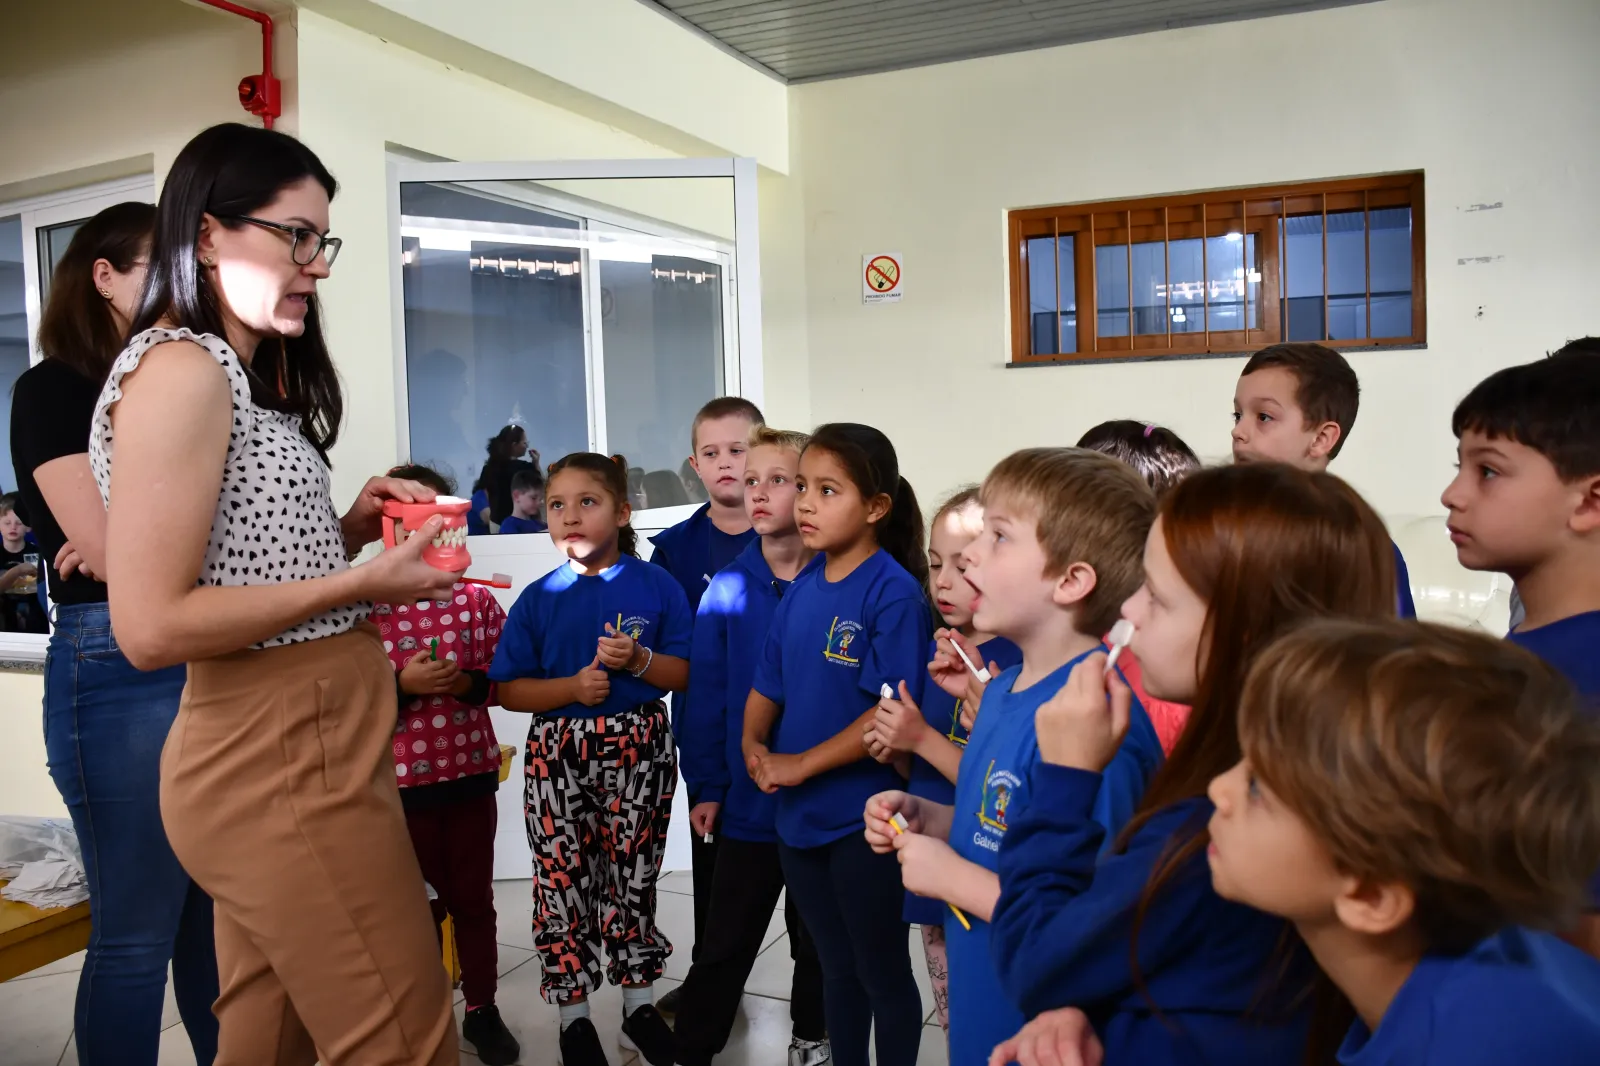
[1007,173,1423,363]
[1369,207,1413,338]
[393,162,753,531]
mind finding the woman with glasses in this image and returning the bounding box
[88,122,462,1065]
[12,202,221,1066]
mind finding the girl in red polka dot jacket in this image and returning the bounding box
[376,463,521,1066]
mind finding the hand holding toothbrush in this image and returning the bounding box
[928,629,997,703]
[596,622,638,670]
[1035,626,1135,773]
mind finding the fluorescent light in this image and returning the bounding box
[409,228,474,252]
[1225,232,1243,242]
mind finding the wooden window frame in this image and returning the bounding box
[1008,173,1426,365]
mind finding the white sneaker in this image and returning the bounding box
[789,1038,832,1066]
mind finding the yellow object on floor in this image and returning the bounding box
[0,879,91,983]
[440,744,518,984]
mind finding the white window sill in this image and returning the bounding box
[0,633,48,670]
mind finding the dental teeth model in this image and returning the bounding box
[381,497,473,572]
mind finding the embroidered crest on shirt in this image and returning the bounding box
[619,614,650,641]
[975,758,1021,851]
[823,616,863,666]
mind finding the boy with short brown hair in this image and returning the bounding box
[1210,617,1600,1065]
[1231,342,1417,616]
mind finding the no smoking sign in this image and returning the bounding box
[862,252,903,304]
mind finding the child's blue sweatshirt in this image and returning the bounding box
[649,503,757,615]
[1509,609,1600,705]
[991,764,1311,1065]
[1392,541,1417,619]
[1338,926,1600,1065]
[944,653,1164,1066]
[752,549,931,849]
[903,634,1023,927]
[1508,610,1600,902]
[680,538,790,843]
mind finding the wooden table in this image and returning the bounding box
[0,879,91,982]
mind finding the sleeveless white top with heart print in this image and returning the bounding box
[89,327,368,649]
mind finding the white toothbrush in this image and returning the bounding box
[1104,619,1135,672]
[950,638,992,683]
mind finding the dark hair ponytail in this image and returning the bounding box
[134,123,343,461]
[547,451,638,557]
[36,201,155,384]
[805,423,927,587]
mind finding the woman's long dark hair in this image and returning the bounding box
[805,423,927,588]
[131,123,343,460]
[547,452,639,557]
[36,202,155,384]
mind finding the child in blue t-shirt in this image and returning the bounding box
[496,465,547,535]
[488,452,691,1066]
[982,463,1397,1066]
[864,486,1021,1033]
[1231,343,1418,618]
[1443,340,1600,958]
[1210,618,1600,1066]
[744,423,932,1066]
[672,425,829,1066]
[864,449,1162,1066]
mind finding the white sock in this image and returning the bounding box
[622,984,653,1018]
[559,1000,590,1031]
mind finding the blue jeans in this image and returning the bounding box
[43,602,220,1066]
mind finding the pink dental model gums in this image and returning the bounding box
[381,495,472,571]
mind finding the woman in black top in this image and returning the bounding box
[477,423,536,524]
[11,203,220,1066]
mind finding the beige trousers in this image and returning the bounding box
[161,624,459,1066]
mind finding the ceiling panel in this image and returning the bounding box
[646,0,1378,82]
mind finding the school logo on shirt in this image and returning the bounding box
[974,759,1021,852]
[619,615,651,641]
[823,617,863,666]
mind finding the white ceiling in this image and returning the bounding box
[645,0,1378,82]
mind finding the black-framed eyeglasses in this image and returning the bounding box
[221,215,342,267]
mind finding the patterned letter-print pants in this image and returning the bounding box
[524,703,677,1003]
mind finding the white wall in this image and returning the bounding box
[296,9,809,503]
[0,0,295,195]
[303,0,789,170]
[790,0,1600,519]
[0,0,300,816]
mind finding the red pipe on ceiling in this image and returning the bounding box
[195,0,282,129]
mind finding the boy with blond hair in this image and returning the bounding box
[650,395,764,1015]
[674,425,828,1066]
[864,448,1164,1066]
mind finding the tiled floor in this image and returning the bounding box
[0,871,950,1065]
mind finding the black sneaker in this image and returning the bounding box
[560,1016,611,1066]
[654,985,682,1017]
[619,1004,677,1066]
[463,1004,521,1066]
